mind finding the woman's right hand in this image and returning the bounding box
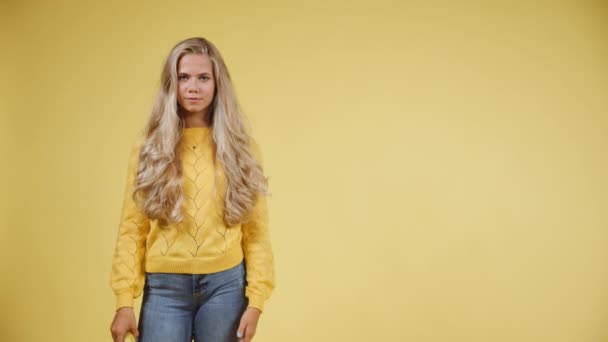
[110,307,139,342]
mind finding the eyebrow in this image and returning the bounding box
[178,72,212,76]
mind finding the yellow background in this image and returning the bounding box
[1,0,607,341]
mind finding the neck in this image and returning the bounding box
[182,110,212,128]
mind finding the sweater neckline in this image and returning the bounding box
[183,126,212,130]
[182,126,212,135]
[181,126,212,146]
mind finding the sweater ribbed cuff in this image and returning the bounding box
[247,294,266,313]
[116,292,134,310]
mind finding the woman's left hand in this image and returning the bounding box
[237,307,262,341]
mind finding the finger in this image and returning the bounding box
[245,327,256,342]
[237,320,247,340]
[115,333,124,342]
[130,326,140,338]
[241,326,250,342]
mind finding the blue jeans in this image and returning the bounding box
[138,260,248,342]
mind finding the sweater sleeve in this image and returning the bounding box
[241,139,276,312]
[110,136,150,311]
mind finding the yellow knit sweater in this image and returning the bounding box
[110,126,275,312]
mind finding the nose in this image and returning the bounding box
[186,79,200,92]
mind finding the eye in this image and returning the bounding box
[200,76,210,80]
[178,75,187,80]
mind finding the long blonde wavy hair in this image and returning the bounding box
[132,37,269,228]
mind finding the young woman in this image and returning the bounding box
[109,37,275,342]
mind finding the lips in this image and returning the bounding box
[186,98,202,100]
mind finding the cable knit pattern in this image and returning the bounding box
[110,126,275,312]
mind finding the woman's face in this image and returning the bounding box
[176,53,216,118]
